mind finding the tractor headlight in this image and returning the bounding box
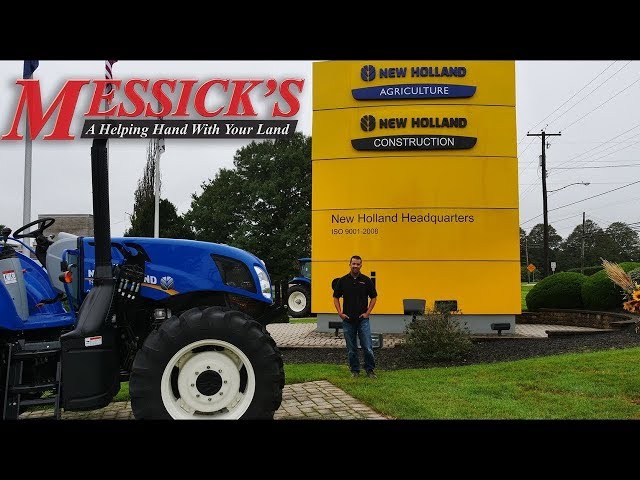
[253,266,272,300]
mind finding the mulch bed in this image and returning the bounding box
[279,325,640,370]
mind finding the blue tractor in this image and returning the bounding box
[286,257,311,318]
[0,139,286,420]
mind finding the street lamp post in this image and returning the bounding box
[545,181,589,276]
[548,182,590,194]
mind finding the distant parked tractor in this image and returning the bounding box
[286,258,311,318]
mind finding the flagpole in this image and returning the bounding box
[22,90,32,226]
[154,138,160,238]
[22,62,37,228]
[103,60,118,236]
[154,99,161,238]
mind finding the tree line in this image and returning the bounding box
[520,221,640,276]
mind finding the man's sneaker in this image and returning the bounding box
[351,371,360,378]
[366,371,377,379]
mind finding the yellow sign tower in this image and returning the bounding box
[312,61,519,333]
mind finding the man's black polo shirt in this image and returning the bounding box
[333,273,377,323]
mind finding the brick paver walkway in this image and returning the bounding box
[20,380,388,420]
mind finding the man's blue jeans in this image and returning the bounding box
[342,318,375,373]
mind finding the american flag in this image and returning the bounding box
[105,59,118,94]
[23,60,39,79]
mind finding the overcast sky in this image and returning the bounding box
[0,60,638,240]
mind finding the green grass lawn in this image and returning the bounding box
[284,347,640,419]
[521,283,535,311]
[289,317,317,324]
[114,347,640,419]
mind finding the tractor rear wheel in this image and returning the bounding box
[129,306,284,420]
[287,285,311,318]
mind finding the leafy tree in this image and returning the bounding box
[125,198,193,239]
[185,132,312,281]
[184,169,245,244]
[526,223,562,274]
[519,227,527,265]
[605,222,640,262]
[557,219,608,271]
[124,142,194,239]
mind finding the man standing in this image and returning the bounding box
[332,255,378,378]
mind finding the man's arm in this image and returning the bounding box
[360,277,378,318]
[333,297,348,320]
[360,297,376,318]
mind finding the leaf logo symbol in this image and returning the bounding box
[360,65,376,82]
[160,276,174,290]
[360,115,376,132]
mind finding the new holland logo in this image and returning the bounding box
[353,64,476,101]
[354,115,476,151]
[361,65,376,82]
[160,276,174,290]
[360,115,376,132]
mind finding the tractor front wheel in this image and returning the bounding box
[129,306,284,420]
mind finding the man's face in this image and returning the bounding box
[350,258,362,276]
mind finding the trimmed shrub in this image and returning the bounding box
[581,262,640,311]
[401,310,472,362]
[525,272,588,311]
[629,267,640,285]
[567,265,604,276]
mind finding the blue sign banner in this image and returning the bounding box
[352,84,476,100]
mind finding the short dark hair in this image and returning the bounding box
[350,255,362,262]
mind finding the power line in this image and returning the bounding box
[547,195,640,228]
[557,72,640,133]
[568,139,640,169]
[544,61,630,130]
[553,163,640,169]
[525,61,618,133]
[561,125,640,164]
[520,182,631,185]
[521,179,640,225]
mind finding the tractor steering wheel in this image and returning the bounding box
[12,217,56,239]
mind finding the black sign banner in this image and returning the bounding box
[81,119,298,139]
[351,135,477,151]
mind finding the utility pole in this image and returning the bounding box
[527,130,561,278]
[525,235,530,282]
[581,211,586,274]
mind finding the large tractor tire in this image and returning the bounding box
[129,306,284,420]
[287,284,311,318]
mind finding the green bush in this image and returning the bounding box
[629,267,640,285]
[525,272,588,311]
[581,262,640,311]
[401,310,472,362]
[566,265,603,276]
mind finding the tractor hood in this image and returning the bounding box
[77,237,274,304]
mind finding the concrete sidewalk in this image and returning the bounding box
[266,322,609,347]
